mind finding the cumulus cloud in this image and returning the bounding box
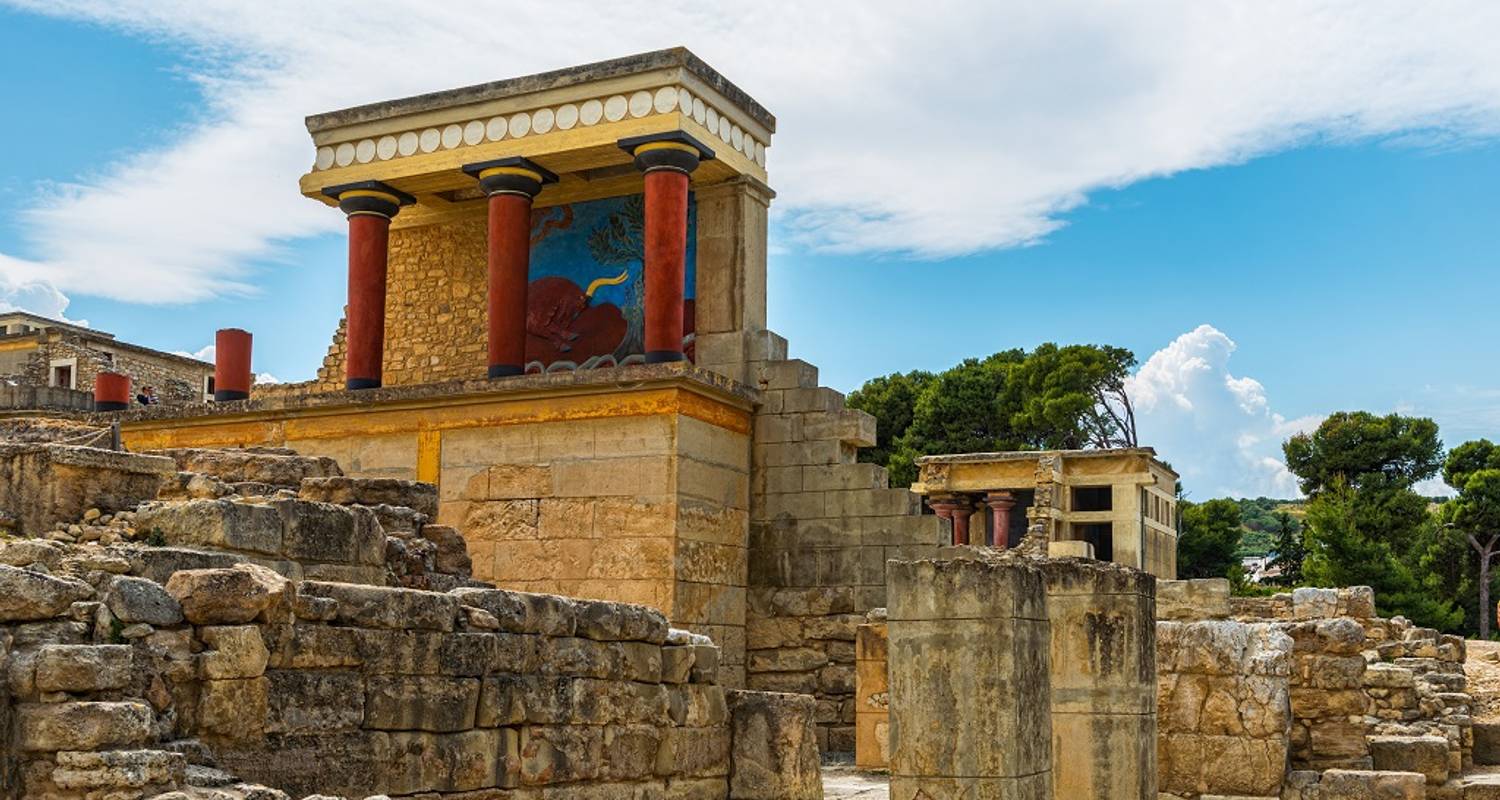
[3,2,1500,303]
[253,373,281,385]
[1127,324,1320,499]
[171,344,216,362]
[0,254,87,325]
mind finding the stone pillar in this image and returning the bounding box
[94,371,130,411]
[1038,559,1156,799]
[726,690,823,800]
[886,555,1052,799]
[213,328,253,402]
[321,180,414,390]
[986,491,1016,548]
[462,157,557,378]
[619,132,715,363]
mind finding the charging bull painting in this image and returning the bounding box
[523,193,696,373]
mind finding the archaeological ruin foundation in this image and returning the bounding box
[9,46,1500,800]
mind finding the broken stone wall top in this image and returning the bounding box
[0,443,174,536]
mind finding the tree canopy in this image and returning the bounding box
[847,343,1138,486]
[1177,498,1243,580]
[1283,411,1442,496]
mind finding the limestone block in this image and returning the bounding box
[692,644,722,684]
[199,625,270,680]
[261,622,361,670]
[166,563,287,624]
[1157,733,1288,797]
[17,701,153,751]
[574,598,671,643]
[886,558,1051,784]
[1049,540,1094,559]
[1369,734,1450,784]
[421,524,471,575]
[1292,587,1338,619]
[365,675,480,732]
[0,564,92,621]
[519,725,605,785]
[151,447,341,486]
[264,669,365,733]
[451,587,577,636]
[273,499,385,565]
[1156,578,1231,621]
[298,475,439,516]
[726,690,822,799]
[134,498,284,555]
[197,677,269,740]
[1475,721,1500,766]
[1337,586,1376,619]
[539,636,623,679]
[662,725,733,778]
[105,575,184,626]
[34,644,133,692]
[300,581,458,631]
[49,749,185,792]
[375,729,511,793]
[1317,769,1425,800]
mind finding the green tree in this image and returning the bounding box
[1283,411,1442,496]
[1177,498,1243,579]
[1006,343,1138,449]
[1268,510,1305,585]
[846,370,935,477]
[1441,440,1500,637]
[892,353,1025,486]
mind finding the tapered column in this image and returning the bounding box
[619,132,715,363]
[462,157,557,377]
[321,181,414,390]
[213,328,252,402]
[986,491,1017,549]
[929,496,973,546]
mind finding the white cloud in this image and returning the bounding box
[0,254,87,325]
[1,2,1499,303]
[253,373,280,385]
[171,344,216,362]
[1127,324,1320,499]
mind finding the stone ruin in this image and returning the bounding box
[0,443,823,799]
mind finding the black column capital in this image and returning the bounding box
[618,131,716,175]
[321,180,416,219]
[461,156,559,198]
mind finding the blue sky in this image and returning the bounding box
[2,3,1498,499]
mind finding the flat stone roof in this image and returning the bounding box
[306,47,775,136]
[108,361,756,424]
[916,448,1176,475]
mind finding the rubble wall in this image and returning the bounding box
[0,444,175,537]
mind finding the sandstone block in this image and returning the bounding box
[1369,734,1450,785]
[574,598,670,643]
[50,749,186,791]
[34,644,133,693]
[265,669,365,733]
[135,499,283,554]
[198,677,268,740]
[18,701,153,751]
[274,499,385,565]
[1475,721,1500,765]
[451,587,576,636]
[300,581,458,631]
[1292,587,1338,619]
[298,475,439,516]
[727,690,822,799]
[105,575,184,626]
[199,625,270,680]
[166,563,286,624]
[0,564,92,621]
[1317,769,1425,799]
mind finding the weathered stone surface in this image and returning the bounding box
[265,669,365,733]
[273,499,385,565]
[106,575,184,626]
[299,475,439,517]
[575,598,670,643]
[166,563,287,624]
[1368,734,1450,785]
[0,564,92,621]
[300,581,458,631]
[1317,768,1425,799]
[34,643,134,692]
[199,625,270,680]
[1156,578,1231,621]
[17,701,153,751]
[365,675,480,731]
[420,524,471,575]
[134,499,284,555]
[50,749,186,791]
[150,447,341,487]
[727,690,822,799]
[451,587,576,636]
[1474,721,1500,766]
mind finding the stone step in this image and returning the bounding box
[148,447,341,488]
[1474,722,1500,765]
[133,498,385,567]
[1369,734,1451,785]
[299,476,439,518]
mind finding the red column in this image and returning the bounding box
[643,168,689,361]
[620,133,714,363]
[213,328,252,402]
[986,491,1017,549]
[929,497,971,546]
[463,158,556,378]
[94,371,131,411]
[321,181,414,390]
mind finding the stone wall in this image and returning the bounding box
[28,333,211,405]
[884,553,1157,800]
[0,444,175,537]
[710,330,944,753]
[1156,619,1294,797]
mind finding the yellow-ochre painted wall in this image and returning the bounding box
[121,384,754,685]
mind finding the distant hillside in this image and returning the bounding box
[1230,497,1305,557]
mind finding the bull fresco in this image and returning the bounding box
[524,193,696,372]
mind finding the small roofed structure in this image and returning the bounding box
[911,447,1179,578]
